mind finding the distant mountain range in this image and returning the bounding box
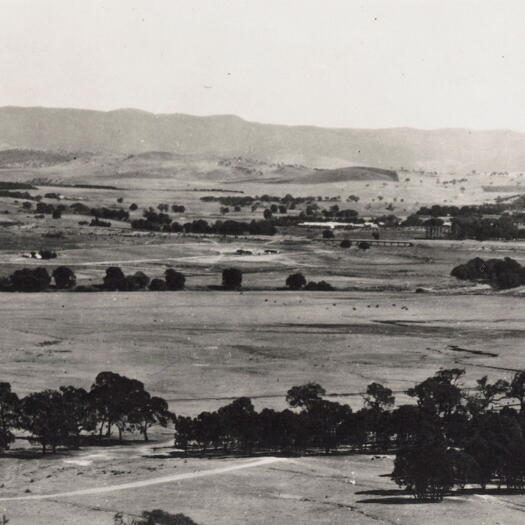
[2,106,525,171]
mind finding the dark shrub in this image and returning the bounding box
[52,266,76,289]
[11,267,51,292]
[126,271,150,290]
[304,280,335,291]
[340,239,352,248]
[129,203,138,211]
[286,273,306,290]
[222,268,242,289]
[149,278,167,291]
[165,269,185,290]
[322,229,334,239]
[358,241,371,250]
[52,209,62,219]
[103,267,128,291]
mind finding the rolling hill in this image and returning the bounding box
[2,106,525,171]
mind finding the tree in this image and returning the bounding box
[11,267,50,292]
[286,383,326,412]
[340,239,352,248]
[19,390,71,453]
[90,372,150,442]
[322,229,334,239]
[222,268,242,290]
[52,266,76,289]
[0,383,19,451]
[59,385,97,448]
[392,440,456,501]
[407,369,465,417]
[130,394,173,442]
[129,203,138,211]
[114,509,198,525]
[165,269,185,291]
[285,273,306,290]
[126,271,151,290]
[103,267,128,291]
[149,278,167,291]
[507,371,525,412]
[52,208,62,219]
[263,209,273,220]
[358,241,371,251]
[363,382,395,411]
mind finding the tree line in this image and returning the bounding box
[0,267,336,293]
[3,367,525,501]
[174,368,525,502]
[0,371,173,454]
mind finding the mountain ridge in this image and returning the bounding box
[2,106,525,171]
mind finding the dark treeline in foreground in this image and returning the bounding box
[0,371,173,454]
[4,367,525,502]
[174,369,525,502]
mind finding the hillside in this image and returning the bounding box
[2,106,525,171]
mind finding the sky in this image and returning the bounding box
[2,0,525,130]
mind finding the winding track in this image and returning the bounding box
[0,457,287,502]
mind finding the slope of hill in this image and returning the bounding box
[2,106,525,171]
[0,148,76,168]
[300,166,399,184]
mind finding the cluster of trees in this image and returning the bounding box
[0,190,38,201]
[131,216,277,236]
[102,267,186,292]
[451,215,519,241]
[416,203,508,217]
[0,267,75,292]
[0,372,173,454]
[451,256,525,289]
[173,368,525,502]
[285,273,334,291]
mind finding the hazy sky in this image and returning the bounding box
[2,0,525,130]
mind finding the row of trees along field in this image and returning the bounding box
[0,372,173,454]
[0,267,337,293]
[174,369,525,502]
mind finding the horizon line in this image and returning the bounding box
[1,104,524,135]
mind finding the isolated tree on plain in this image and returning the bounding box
[0,382,19,451]
[285,272,306,290]
[340,239,351,249]
[322,229,334,239]
[358,241,371,251]
[286,382,326,412]
[222,268,242,289]
[52,266,76,289]
[129,203,138,211]
[165,269,185,290]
